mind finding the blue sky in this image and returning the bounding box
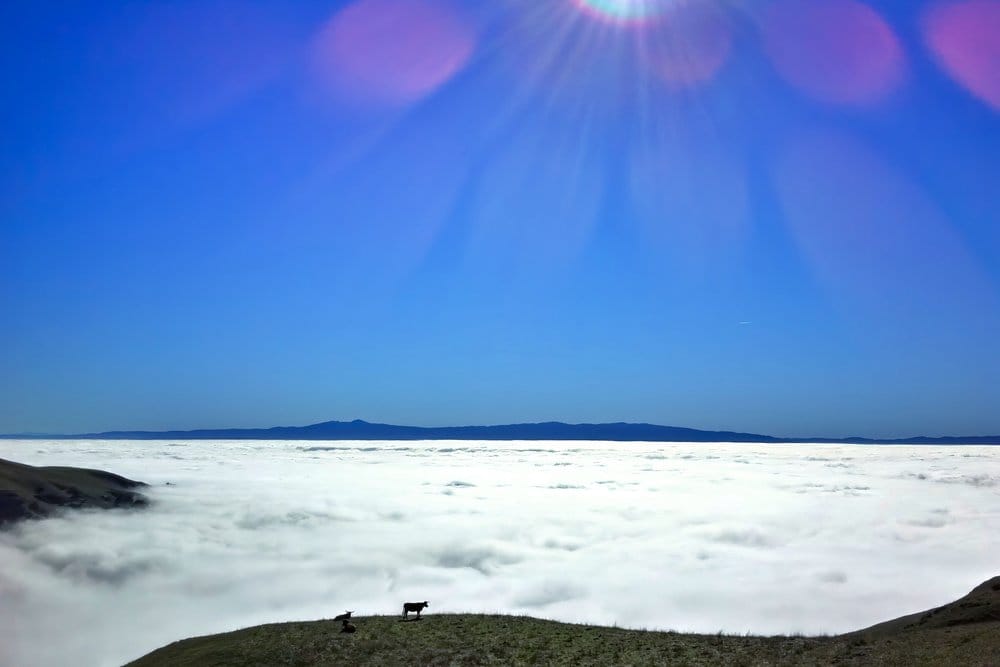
[2,0,998,437]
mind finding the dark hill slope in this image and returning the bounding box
[848,575,1000,637]
[0,457,147,526]
[129,577,1000,666]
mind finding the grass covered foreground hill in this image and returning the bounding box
[0,457,147,525]
[130,577,1000,666]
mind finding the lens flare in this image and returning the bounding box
[773,129,991,322]
[762,0,905,106]
[645,4,732,88]
[313,0,475,107]
[573,0,672,24]
[924,0,1000,111]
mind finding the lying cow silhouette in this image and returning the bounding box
[340,619,356,634]
[402,601,429,619]
[333,611,353,622]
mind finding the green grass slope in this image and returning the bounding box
[129,578,1000,667]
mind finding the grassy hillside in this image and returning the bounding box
[0,457,147,525]
[129,578,1000,666]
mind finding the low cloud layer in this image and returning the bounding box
[1,440,998,667]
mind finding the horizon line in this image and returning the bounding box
[2,418,998,444]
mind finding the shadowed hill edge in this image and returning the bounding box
[0,457,148,526]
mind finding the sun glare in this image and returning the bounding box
[573,0,672,24]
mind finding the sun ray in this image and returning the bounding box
[573,0,674,24]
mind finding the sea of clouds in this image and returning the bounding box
[0,439,998,667]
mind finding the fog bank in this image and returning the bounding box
[0,439,997,667]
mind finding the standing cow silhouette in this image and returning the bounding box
[402,601,429,619]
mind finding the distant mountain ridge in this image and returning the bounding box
[3,419,998,444]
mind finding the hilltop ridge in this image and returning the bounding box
[4,419,998,444]
[128,576,1000,666]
